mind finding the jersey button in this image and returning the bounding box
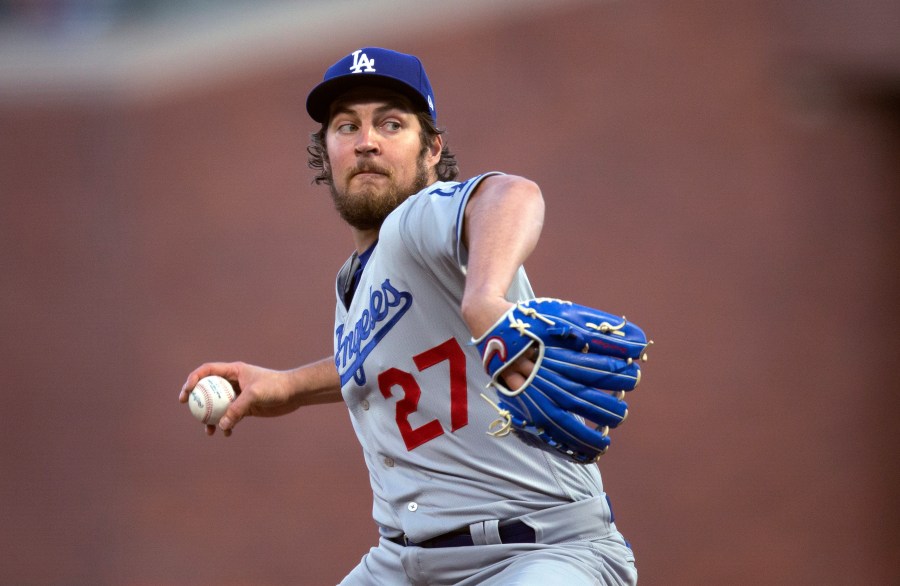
[360,400,370,411]
[407,502,418,512]
[383,456,395,467]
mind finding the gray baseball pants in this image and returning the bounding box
[339,496,637,585]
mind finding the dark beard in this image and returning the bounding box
[329,153,432,231]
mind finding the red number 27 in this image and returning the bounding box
[377,338,468,451]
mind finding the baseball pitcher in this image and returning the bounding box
[180,47,652,585]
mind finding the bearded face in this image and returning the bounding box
[323,92,441,232]
[328,146,432,231]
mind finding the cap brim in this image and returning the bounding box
[306,74,432,123]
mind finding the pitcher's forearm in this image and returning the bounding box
[285,356,344,407]
[461,175,545,338]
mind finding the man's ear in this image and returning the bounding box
[428,134,443,165]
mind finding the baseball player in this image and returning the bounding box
[180,47,650,585]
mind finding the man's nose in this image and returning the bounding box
[354,125,380,155]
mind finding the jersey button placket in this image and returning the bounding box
[407,502,418,512]
[383,456,395,468]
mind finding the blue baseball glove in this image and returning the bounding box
[474,298,651,463]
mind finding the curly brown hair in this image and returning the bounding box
[307,111,459,185]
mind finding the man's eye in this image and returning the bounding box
[383,121,401,131]
[337,123,357,133]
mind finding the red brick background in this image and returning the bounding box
[2,1,898,584]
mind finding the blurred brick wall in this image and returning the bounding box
[2,1,898,584]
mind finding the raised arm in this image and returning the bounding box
[459,175,544,390]
[178,356,342,436]
[460,174,545,338]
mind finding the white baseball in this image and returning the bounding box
[188,375,236,426]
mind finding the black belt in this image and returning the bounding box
[388,520,536,548]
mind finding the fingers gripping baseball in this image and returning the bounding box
[474,298,652,462]
[180,362,244,435]
[180,362,294,435]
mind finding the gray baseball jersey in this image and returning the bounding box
[333,173,611,544]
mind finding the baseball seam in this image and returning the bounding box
[199,382,213,424]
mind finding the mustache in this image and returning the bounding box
[350,163,391,177]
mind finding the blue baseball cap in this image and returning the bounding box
[306,47,437,124]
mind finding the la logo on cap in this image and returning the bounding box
[306,47,437,123]
[349,50,376,74]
